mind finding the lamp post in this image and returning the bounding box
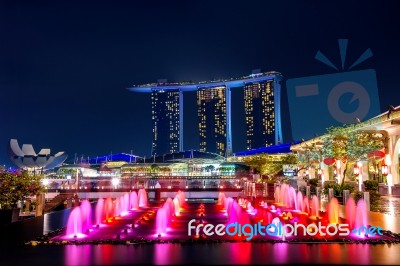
[385,154,392,195]
[112,177,120,198]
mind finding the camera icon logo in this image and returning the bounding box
[286,39,380,140]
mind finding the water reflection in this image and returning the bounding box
[228,243,251,264]
[154,244,182,265]
[65,245,91,266]
[54,243,399,265]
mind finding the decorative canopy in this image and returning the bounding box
[9,139,67,170]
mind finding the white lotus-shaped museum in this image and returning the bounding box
[9,139,67,170]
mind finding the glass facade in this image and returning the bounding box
[197,86,227,156]
[244,80,275,150]
[151,89,180,155]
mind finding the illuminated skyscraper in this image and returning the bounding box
[244,79,282,149]
[197,86,228,156]
[128,71,282,157]
[151,89,183,155]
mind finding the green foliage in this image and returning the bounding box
[321,124,385,183]
[323,183,355,197]
[309,178,319,187]
[297,143,321,169]
[353,191,363,203]
[368,190,381,209]
[363,180,379,190]
[0,170,43,209]
[322,125,385,162]
[242,154,297,177]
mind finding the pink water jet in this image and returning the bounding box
[354,199,369,231]
[274,186,281,203]
[155,207,168,236]
[66,206,83,238]
[138,189,148,207]
[310,195,319,217]
[79,200,92,232]
[218,192,226,206]
[274,184,298,209]
[165,198,175,218]
[95,198,105,225]
[296,191,304,212]
[114,197,121,216]
[302,197,310,214]
[173,198,180,216]
[228,201,243,224]
[130,191,139,210]
[328,197,339,224]
[175,191,186,208]
[104,198,114,221]
[123,193,130,213]
[224,197,234,215]
[345,197,356,229]
[155,197,178,236]
[288,186,297,209]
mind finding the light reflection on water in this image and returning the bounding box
[60,243,398,265]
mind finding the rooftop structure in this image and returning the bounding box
[9,139,67,170]
[128,71,283,157]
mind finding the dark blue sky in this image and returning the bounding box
[0,1,399,165]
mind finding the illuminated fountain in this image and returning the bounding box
[162,198,173,224]
[296,191,304,212]
[354,199,369,232]
[65,206,83,238]
[130,191,139,210]
[173,198,180,216]
[274,186,280,203]
[274,184,298,209]
[55,181,395,245]
[155,207,168,236]
[123,193,130,213]
[345,197,356,229]
[95,198,105,226]
[171,191,186,216]
[327,197,339,224]
[218,192,226,206]
[104,198,114,222]
[138,189,148,207]
[114,197,121,216]
[65,199,94,238]
[79,200,92,232]
[227,200,244,224]
[155,192,186,237]
[310,195,320,218]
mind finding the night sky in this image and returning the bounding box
[1,1,399,166]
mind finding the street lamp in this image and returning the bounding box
[41,179,49,210]
[382,164,389,176]
[112,177,120,189]
[353,164,360,176]
[42,178,49,189]
[317,168,322,176]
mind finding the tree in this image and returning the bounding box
[321,124,385,186]
[242,154,298,178]
[0,170,43,209]
[296,142,322,174]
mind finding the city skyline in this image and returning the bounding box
[129,71,282,158]
[1,1,399,165]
